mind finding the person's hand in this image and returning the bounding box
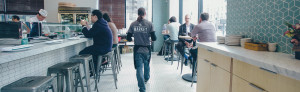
[80,20,88,26]
[192,36,197,41]
[291,39,299,45]
[185,41,189,47]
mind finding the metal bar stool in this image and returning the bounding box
[169,41,179,65]
[113,45,122,74]
[1,76,55,92]
[47,62,84,92]
[70,54,99,92]
[96,48,118,89]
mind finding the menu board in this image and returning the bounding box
[6,0,44,14]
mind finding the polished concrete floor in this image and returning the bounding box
[88,52,197,92]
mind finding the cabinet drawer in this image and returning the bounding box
[233,59,277,92]
[210,52,231,72]
[197,58,211,92]
[277,74,300,92]
[232,75,267,92]
[210,64,230,92]
[198,47,213,62]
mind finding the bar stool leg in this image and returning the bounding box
[77,69,85,92]
[181,56,184,74]
[110,53,118,89]
[96,56,103,83]
[89,59,99,92]
[82,60,91,92]
[171,42,175,65]
[177,49,180,69]
[57,73,64,92]
[65,70,75,92]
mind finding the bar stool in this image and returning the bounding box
[47,62,85,92]
[168,40,179,65]
[1,76,55,92]
[114,45,122,74]
[70,54,99,92]
[96,48,118,89]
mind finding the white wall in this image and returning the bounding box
[44,0,98,23]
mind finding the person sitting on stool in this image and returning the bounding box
[79,10,113,74]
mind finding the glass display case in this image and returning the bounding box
[41,23,84,39]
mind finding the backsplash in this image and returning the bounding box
[226,0,300,54]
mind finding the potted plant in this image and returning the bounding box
[283,22,300,59]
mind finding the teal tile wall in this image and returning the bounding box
[153,0,169,52]
[227,0,300,54]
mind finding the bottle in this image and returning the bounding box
[21,30,28,45]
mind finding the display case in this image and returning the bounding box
[58,7,91,24]
[41,23,83,38]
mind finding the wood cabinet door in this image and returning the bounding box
[197,58,211,92]
[232,75,266,92]
[277,75,300,92]
[233,59,277,92]
[210,64,230,92]
[211,52,231,72]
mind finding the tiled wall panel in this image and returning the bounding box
[227,0,300,54]
[0,42,88,91]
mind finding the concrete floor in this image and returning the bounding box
[84,52,197,92]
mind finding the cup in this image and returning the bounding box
[268,43,277,52]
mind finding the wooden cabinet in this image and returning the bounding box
[277,74,300,92]
[210,64,230,92]
[232,75,266,92]
[197,47,300,92]
[197,58,211,92]
[197,48,230,92]
[233,59,277,92]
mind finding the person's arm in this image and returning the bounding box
[191,26,199,41]
[126,24,133,42]
[150,24,156,41]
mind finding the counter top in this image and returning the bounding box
[0,38,92,64]
[197,42,300,81]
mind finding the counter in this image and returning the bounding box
[0,38,92,91]
[197,42,300,81]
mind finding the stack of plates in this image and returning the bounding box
[240,38,252,47]
[225,35,243,46]
[217,36,225,44]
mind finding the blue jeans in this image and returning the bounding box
[135,52,150,92]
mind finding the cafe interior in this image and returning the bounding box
[0,0,299,92]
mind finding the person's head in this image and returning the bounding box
[137,7,146,21]
[91,10,103,23]
[199,13,209,23]
[12,15,20,22]
[103,13,112,22]
[36,9,47,21]
[169,16,176,23]
[185,14,191,23]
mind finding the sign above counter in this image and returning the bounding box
[58,7,91,13]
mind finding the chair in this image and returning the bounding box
[70,54,99,92]
[1,76,55,92]
[96,48,118,89]
[47,62,85,92]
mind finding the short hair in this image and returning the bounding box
[169,16,176,23]
[138,7,146,16]
[200,13,209,21]
[92,10,103,19]
[12,15,20,20]
[103,13,111,22]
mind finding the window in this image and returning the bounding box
[182,0,198,25]
[203,0,227,36]
[126,0,152,28]
[169,0,179,20]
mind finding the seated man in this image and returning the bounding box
[189,13,216,64]
[79,10,113,73]
[165,16,180,56]
[176,14,195,65]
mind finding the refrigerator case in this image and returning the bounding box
[58,7,91,24]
